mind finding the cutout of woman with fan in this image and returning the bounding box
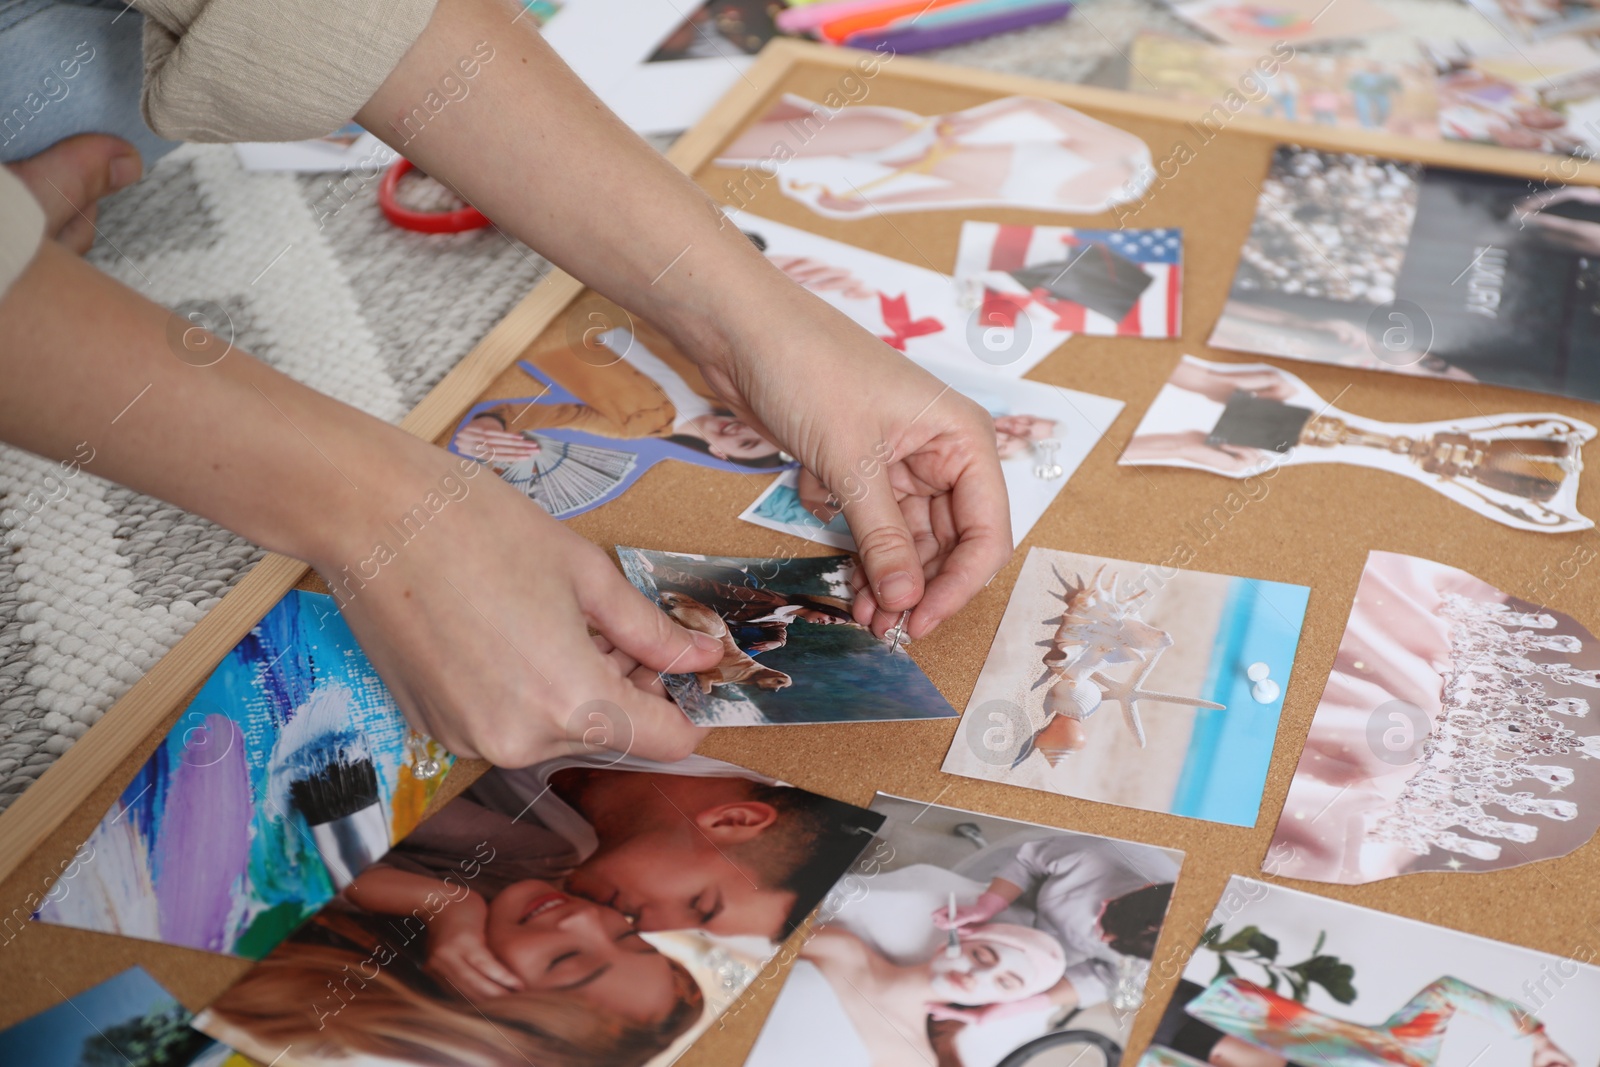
[451,301,795,518]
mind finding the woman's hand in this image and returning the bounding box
[313,440,722,766]
[0,239,723,774]
[423,891,525,1000]
[696,288,1012,639]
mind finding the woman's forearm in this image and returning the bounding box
[0,241,448,571]
[355,0,805,374]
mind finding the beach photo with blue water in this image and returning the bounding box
[619,547,956,725]
[942,547,1310,826]
[740,470,856,550]
[36,591,451,958]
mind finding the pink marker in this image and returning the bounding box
[777,0,925,34]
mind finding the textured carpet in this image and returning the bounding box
[0,0,1478,810]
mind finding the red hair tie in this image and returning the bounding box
[378,159,491,233]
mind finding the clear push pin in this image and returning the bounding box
[885,609,911,654]
[409,733,442,780]
[1032,439,1064,481]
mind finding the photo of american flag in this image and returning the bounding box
[955,221,1184,339]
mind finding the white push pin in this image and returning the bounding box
[1248,662,1279,704]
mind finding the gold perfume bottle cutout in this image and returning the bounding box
[1299,415,1582,505]
[1209,391,1587,528]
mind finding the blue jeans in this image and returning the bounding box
[0,0,178,164]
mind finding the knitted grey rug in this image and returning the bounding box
[0,0,1475,810]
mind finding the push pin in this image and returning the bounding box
[409,733,443,780]
[885,609,912,654]
[1247,661,1280,705]
[1032,439,1065,481]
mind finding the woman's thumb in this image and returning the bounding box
[582,564,724,675]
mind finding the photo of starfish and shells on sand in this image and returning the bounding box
[943,548,1310,826]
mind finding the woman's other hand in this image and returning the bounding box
[315,441,721,767]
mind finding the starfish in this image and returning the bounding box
[1089,667,1224,748]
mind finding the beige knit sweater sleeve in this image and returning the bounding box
[0,0,439,298]
[137,0,439,142]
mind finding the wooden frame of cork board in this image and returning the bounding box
[3,36,1599,1064]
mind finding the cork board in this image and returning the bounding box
[3,39,1599,1067]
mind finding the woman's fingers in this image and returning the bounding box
[628,662,669,697]
[590,632,648,679]
[839,465,927,635]
[578,556,724,675]
[912,528,1007,637]
[570,558,710,760]
[906,455,1010,638]
[900,493,941,569]
[848,565,878,626]
[924,491,961,572]
[837,439,991,635]
[591,674,706,763]
[549,647,703,763]
[592,631,672,697]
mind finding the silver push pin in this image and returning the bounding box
[885,609,911,654]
